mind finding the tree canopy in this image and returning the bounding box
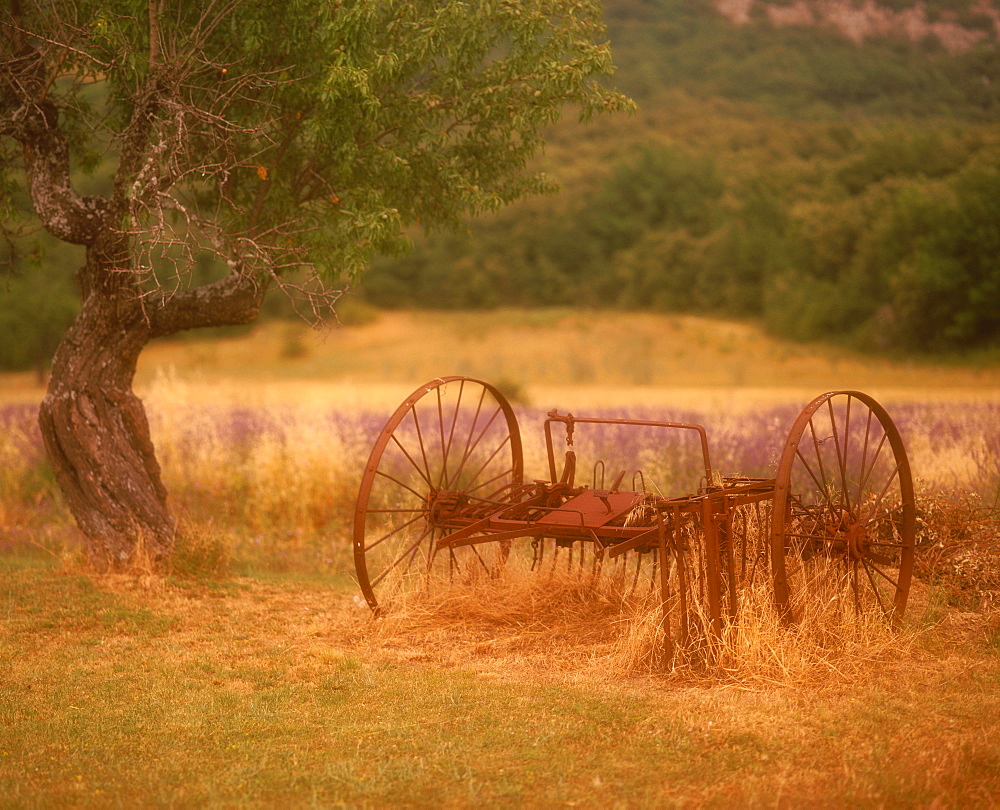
[3,0,629,305]
[0,0,630,566]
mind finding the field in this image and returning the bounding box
[2,310,1000,807]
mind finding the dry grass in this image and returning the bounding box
[357,544,921,695]
[129,310,1000,399]
[3,546,1000,806]
[915,487,1000,611]
[2,309,1000,804]
[365,557,628,676]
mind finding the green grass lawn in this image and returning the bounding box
[3,555,999,808]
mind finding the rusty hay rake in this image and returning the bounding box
[353,377,916,658]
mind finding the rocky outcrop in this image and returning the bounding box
[715,0,1000,54]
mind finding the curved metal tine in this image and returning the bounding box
[590,545,604,583]
[789,493,831,525]
[628,552,643,597]
[441,535,492,583]
[676,545,690,645]
[530,538,544,572]
[605,549,623,590]
[467,542,494,575]
[779,522,831,584]
[593,460,605,489]
[746,502,766,586]
[549,543,562,579]
[733,508,747,581]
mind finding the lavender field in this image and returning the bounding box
[2,383,998,596]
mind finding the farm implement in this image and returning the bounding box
[353,377,915,656]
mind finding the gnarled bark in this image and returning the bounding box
[36,251,267,568]
[38,298,170,566]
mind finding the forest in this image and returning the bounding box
[2,0,1000,367]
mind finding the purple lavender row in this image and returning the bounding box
[3,399,999,496]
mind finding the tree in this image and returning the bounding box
[1,0,630,568]
[885,165,1000,351]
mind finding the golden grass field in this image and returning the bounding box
[2,309,999,807]
[136,307,1000,405]
[4,307,998,410]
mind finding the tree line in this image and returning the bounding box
[360,118,1000,353]
[359,0,1000,355]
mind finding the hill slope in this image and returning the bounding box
[360,0,1000,355]
[115,310,1000,411]
[714,0,1000,54]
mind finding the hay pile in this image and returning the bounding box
[359,550,916,688]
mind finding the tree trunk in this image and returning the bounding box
[5,5,271,569]
[38,287,172,568]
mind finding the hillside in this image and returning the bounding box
[597,0,1000,118]
[359,0,1000,356]
[715,0,1000,54]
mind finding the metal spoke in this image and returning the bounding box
[365,514,427,554]
[370,526,433,588]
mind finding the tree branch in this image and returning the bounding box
[1,20,111,245]
[147,269,266,338]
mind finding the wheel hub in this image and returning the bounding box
[845,522,867,560]
[426,489,466,524]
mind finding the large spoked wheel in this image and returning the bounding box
[354,377,524,614]
[771,391,915,627]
